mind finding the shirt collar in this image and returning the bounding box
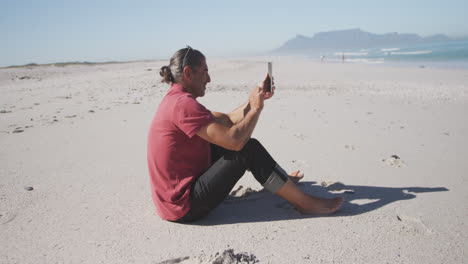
[169,83,195,98]
[170,83,185,92]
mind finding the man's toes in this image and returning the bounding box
[289,170,300,177]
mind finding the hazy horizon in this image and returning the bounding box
[1,0,467,67]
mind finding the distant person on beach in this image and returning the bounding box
[321,55,325,63]
[342,53,345,63]
[147,46,343,223]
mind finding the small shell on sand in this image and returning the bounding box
[382,155,406,167]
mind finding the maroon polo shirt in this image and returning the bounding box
[147,83,215,220]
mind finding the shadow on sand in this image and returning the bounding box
[189,181,448,226]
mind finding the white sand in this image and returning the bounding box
[1,58,467,263]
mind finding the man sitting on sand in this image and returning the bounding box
[147,47,343,223]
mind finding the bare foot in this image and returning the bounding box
[296,196,344,215]
[276,180,343,215]
[289,170,304,183]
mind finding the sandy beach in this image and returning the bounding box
[1,58,467,263]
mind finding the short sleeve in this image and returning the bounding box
[174,96,214,138]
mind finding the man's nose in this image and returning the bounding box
[207,74,211,83]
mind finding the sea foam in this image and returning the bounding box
[391,50,432,55]
[333,52,368,56]
[381,48,400,52]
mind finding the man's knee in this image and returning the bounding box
[243,138,261,150]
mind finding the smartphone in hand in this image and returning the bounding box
[266,62,273,92]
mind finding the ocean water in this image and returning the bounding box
[315,40,468,69]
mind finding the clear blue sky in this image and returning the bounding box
[1,0,467,67]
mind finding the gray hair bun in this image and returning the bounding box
[160,65,174,84]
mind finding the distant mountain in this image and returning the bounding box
[274,28,452,53]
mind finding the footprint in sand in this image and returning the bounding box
[382,155,406,167]
[321,181,339,187]
[291,159,310,167]
[0,211,17,225]
[201,249,258,264]
[224,185,264,204]
[291,132,306,140]
[397,214,432,235]
[157,249,258,264]
[345,145,357,150]
[229,185,255,197]
[156,256,190,264]
[322,181,355,194]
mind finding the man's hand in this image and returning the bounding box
[261,74,275,100]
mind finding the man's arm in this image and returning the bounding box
[213,74,274,126]
[211,112,234,127]
[197,87,264,151]
[211,101,249,128]
[227,101,250,125]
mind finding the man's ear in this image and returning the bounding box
[183,66,192,81]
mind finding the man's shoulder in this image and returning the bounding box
[171,93,207,111]
[166,89,193,102]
